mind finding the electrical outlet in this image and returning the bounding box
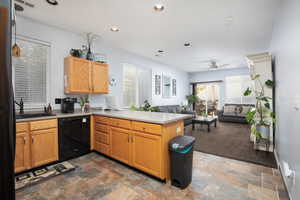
[55,98,61,104]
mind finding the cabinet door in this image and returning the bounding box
[132,132,162,178]
[92,63,108,94]
[31,128,58,167]
[110,127,131,165]
[15,133,30,173]
[65,57,91,93]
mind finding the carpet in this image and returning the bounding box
[15,161,75,190]
[186,121,277,168]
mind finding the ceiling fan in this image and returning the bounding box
[198,59,230,70]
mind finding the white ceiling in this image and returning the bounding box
[16,0,280,72]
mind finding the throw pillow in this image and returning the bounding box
[224,105,236,114]
[242,106,251,114]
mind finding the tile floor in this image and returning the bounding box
[16,152,289,200]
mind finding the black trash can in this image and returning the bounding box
[169,136,195,189]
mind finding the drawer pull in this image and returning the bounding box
[31,136,34,144]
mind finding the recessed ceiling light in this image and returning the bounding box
[184,43,191,47]
[158,50,164,53]
[110,26,120,32]
[154,4,164,12]
[46,0,58,5]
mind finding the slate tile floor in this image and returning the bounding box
[16,152,289,200]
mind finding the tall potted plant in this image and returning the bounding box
[244,74,275,139]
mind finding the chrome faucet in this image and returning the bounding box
[14,98,24,114]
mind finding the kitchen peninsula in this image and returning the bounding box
[15,110,192,180]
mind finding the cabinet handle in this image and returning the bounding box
[31,136,34,144]
[131,135,134,143]
[23,137,26,144]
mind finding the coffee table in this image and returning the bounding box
[192,116,218,132]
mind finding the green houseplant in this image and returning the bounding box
[244,74,275,139]
[129,100,160,112]
[186,95,198,111]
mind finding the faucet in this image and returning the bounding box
[15,98,24,114]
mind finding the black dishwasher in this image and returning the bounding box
[59,116,90,161]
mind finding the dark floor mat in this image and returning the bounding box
[186,122,277,168]
[15,161,75,191]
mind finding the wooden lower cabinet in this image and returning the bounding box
[93,116,184,180]
[31,128,58,168]
[15,132,30,173]
[132,132,162,178]
[110,127,131,165]
[15,119,58,173]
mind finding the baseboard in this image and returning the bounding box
[274,148,293,200]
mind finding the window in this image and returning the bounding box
[225,75,255,104]
[12,37,50,109]
[123,63,152,107]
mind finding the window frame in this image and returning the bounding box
[225,75,255,105]
[13,35,51,110]
[122,63,152,108]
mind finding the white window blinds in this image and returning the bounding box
[123,63,152,107]
[12,38,49,108]
[225,75,255,104]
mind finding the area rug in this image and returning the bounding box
[186,122,277,168]
[15,161,75,190]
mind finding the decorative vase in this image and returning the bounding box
[86,47,94,60]
[81,105,85,113]
[256,124,270,139]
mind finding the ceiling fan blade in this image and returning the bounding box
[218,64,230,68]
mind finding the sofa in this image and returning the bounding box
[218,104,255,124]
[156,105,195,127]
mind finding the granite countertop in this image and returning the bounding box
[16,110,193,124]
[93,110,192,124]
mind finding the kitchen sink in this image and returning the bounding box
[16,113,56,119]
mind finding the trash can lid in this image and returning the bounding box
[169,136,195,151]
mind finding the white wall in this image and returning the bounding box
[189,67,250,107]
[269,0,300,199]
[17,17,189,109]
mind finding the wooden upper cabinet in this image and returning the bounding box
[31,128,58,168]
[92,62,109,94]
[15,132,30,173]
[64,56,109,94]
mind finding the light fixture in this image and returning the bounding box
[184,43,191,47]
[46,0,58,5]
[154,4,164,12]
[110,26,120,32]
[155,54,160,57]
[158,50,164,53]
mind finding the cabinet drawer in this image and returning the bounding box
[111,118,131,129]
[30,119,57,131]
[95,123,109,133]
[94,116,111,125]
[132,121,162,135]
[95,131,110,144]
[95,142,110,155]
[16,122,28,133]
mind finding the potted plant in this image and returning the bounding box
[186,95,198,111]
[243,74,275,140]
[79,96,89,113]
